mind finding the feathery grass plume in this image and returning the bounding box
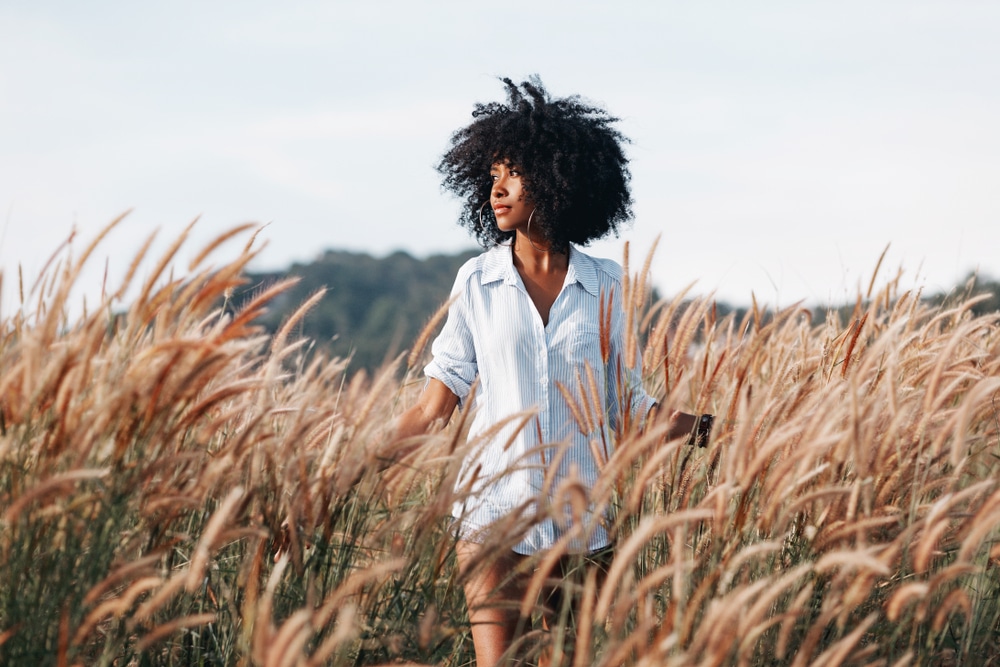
[584,362,605,437]
[621,242,634,362]
[5,221,1000,664]
[188,222,261,272]
[265,608,314,666]
[809,612,877,667]
[700,564,812,664]
[570,565,599,667]
[80,552,164,607]
[932,588,972,633]
[621,434,681,516]
[406,293,457,372]
[555,379,591,436]
[114,229,158,303]
[635,235,659,309]
[72,576,163,646]
[132,217,198,318]
[251,552,289,663]
[840,314,868,379]
[573,367,597,435]
[134,613,217,653]
[956,487,1000,564]
[186,485,246,591]
[594,509,714,622]
[127,571,191,632]
[518,533,575,619]
[641,281,695,388]
[271,287,326,358]
[2,468,108,528]
[775,582,817,660]
[308,603,361,665]
[599,285,613,366]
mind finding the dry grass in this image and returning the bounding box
[2,222,999,666]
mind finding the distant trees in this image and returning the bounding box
[927,272,1000,316]
[235,251,999,375]
[236,249,478,374]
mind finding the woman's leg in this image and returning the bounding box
[538,547,615,666]
[456,539,530,667]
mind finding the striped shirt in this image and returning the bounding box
[425,244,655,554]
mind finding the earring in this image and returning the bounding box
[526,208,546,252]
[479,200,490,229]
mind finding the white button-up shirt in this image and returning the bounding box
[425,244,656,554]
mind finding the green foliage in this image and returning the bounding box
[235,249,1000,380]
[236,249,479,374]
[927,272,1000,317]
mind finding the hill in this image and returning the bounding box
[236,248,480,374]
[236,249,1000,374]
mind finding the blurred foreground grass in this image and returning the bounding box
[1,220,999,666]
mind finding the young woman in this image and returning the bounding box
[383,77,708,666]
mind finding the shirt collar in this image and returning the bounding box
[481,244,600,297]
[566,245,600,297]
[481,244,517,285]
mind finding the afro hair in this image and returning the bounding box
[438,76,633,251]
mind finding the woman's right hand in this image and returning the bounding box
[376,378,459,468]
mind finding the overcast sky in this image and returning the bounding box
[2,1,999,316]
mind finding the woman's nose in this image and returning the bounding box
[492,177,507,198]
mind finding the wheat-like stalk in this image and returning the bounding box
[2,221,999,665]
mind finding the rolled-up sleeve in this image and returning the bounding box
[424,275,478,404]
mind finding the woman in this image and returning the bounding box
[383,77,708,666]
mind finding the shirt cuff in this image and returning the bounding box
[424,362,472,407]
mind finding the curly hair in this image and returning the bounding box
[437,76,633,251]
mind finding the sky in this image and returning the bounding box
[2,1,999,317]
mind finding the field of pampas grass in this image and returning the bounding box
[2,220,999,666]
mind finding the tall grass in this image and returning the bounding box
[1,221,998,666]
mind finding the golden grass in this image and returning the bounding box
[1,221,999,665]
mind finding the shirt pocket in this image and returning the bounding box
[562,323,607,435]
[574,322,601,352]
[571,323,606,389]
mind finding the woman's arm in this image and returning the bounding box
[649,404,694,440]
[375,378,460,468]
[276,382,457,560]
[648,405,714,447]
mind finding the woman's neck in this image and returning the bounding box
[510,238,568,326]
[511,231,568,274]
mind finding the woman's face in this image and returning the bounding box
[490,162,534,233]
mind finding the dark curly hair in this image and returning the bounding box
[437,76,633,251]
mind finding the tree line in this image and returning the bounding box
[236,249,479,374]
[234,249,999,375]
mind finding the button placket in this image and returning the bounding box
[537,314,550,441]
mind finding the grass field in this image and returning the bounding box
[2,221,999,666]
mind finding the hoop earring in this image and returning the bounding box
[526,208,546,252]
[478,200,490,229]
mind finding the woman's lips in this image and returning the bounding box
[493,206,511,216]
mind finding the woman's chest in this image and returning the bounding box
[468,284,603,373]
